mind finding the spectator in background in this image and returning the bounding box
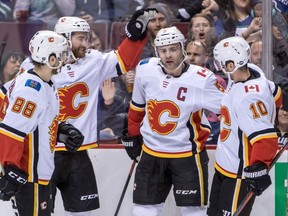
[90,25,103,51]
[275,104,288,146]
[227,0,262,43]
[188,11,236,64]
[74,0,144,23]
[201,0,236,38]
[141,3,173,59]
[250,39,262,68]
[185,40,208,67]
[0,0,13,21]
[74,0,111,23]
[0,50,25,84]
[111,0,146,21]
[13,0,76,29]
[249,32,288,88]
[99,71,135,139]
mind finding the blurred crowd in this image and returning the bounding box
[1,0,288,143]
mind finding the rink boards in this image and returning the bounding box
[1,145,287,216]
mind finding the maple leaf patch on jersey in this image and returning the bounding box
[244,84,259,93]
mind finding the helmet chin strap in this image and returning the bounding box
[70,50,78,62]
[46,61,64,74]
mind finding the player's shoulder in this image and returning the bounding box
[186,64,215,84]
[15,71,45,94]
[20,57,33,71]
[138,57,158,67]
[135,57,159,73]
[233,76,270,103]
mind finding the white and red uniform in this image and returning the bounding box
[215,64,279,179]
[128,58,225,157]
[19,38,146,151]
[0,70,59,185]
[53,49,127,150]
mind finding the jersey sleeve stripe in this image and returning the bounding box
[0,123,26,141]
[273,84,282,108]
[1,85,7,95]
[115,50,127,75]
[130,100,145,111]
[248,128,278,145]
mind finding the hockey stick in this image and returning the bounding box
[0,164,20,216]
[233,141,288,216]
[114,160,137,216]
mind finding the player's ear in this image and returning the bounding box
[225,62,235,73]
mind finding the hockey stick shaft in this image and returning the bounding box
[0,164,20,216]
[114,160,136,216]
[233,141,288,216]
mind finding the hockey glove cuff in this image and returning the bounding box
[244,162,271,196]
[125,8,157,41]
[121,129,142,162]
[58,122,84,152]
[0,165,28,201]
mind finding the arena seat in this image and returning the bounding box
[90,22,110,51]
[0,22,48,56]
[170,22,190,38]
[109,21,127,50]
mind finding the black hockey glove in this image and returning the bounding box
[0,165,28,201]
[125,8,157,41]
[57,122,84,152]
[176,2,203,22]
[244,162,271,196]
[121,129,142,162]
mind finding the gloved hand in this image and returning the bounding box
[57,122,84,152]
[0,165,28,201]
[244,162,271,196]
[176,1,202,22]
[121,129,142,162]
[125,8,157,41]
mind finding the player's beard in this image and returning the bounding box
[72,46,86,59]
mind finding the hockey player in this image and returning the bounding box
[207,36,279,216]
[16,9,158,216]
[0,30,84,215]
[121,26,225,216]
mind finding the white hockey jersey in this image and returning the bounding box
[128,58,225,158]
[0,70,59,185]
[215,64,278,179]
[19,49,126,151]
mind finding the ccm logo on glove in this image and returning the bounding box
[8,171,27,185]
